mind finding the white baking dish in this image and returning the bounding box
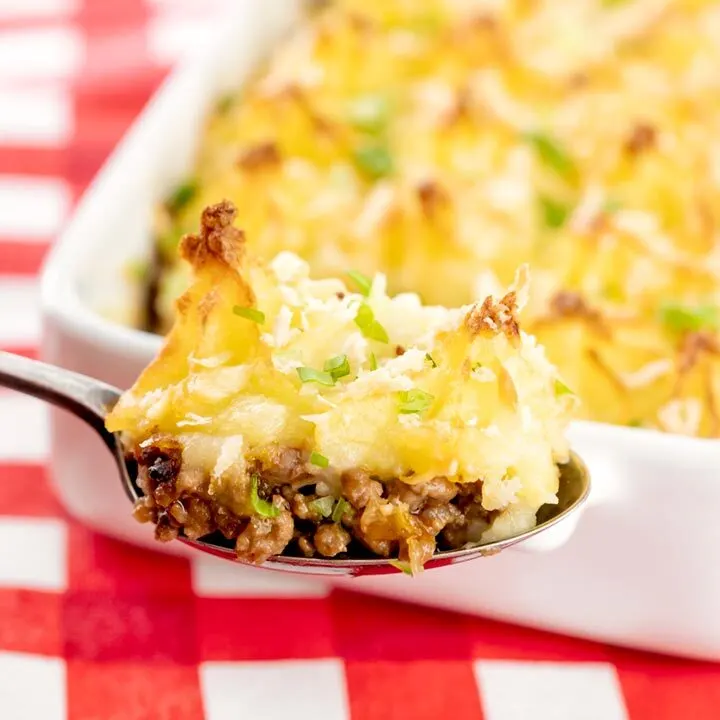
[40,0,720,660]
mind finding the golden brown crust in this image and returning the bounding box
[624,123,657,156]
[465,292,520,341]
[540,290,611,338]
[416,180,451,220]
[180,200,246,271]
[237,141,282,171]
[678,331,719,374]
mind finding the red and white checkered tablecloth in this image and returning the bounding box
[2,1,720,718]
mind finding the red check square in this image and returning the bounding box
[330,590,473,661]
[67,525,193,597]
[66,660,204,720]
[196,597,336,661]
[0,589,63,656]
[63,591,198,664]
[346,659,485,720]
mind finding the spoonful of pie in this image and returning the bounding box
[0,202,590,576]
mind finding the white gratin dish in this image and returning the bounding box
[40,0,720,660]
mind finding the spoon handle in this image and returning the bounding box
[0,351,120,440]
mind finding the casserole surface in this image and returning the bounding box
[144,0,720,438]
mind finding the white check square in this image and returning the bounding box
[0,394,48,462]
[0,518,66,591]
[192,556,329,598]
[0,176,71,239]
[0,652,66,720]
[201,659,349,720]
[475,660,628,720]
[0,88,72,147]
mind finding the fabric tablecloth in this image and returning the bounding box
[1,1,720,718]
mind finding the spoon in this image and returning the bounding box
[0,350,591,576]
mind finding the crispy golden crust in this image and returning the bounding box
[180,200,246,271]
[237,142,282,171]
[464,292,520,342]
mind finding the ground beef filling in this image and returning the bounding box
[131,439,497,565]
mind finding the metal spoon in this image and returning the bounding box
[0,350,591,576]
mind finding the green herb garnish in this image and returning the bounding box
[126,259,148,283]
[369,352,378,371]
[523,132,576,179]
[331,497,350,523]
[250,475,280,518]
[158,230,183,257]
[398,389,435,414]
[389,559,414,575]
[347,270,373,296]
[309,495,335,518]
[539,195,571,229]
[425,353,437,368]
[355,303,389,343]
[627,418,643,428]
[353,144,394,180]
[658,302,719,335]
[297,366,336,386]
[324,354,351,381]
[309,451,329,468]
[348,94,391,134]
[166,180,198,214]
[604,199,622,214]
[216,93,234,113]
[233,305,266,324]
[554,379,574,396]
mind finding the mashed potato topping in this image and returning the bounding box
[110,201,576,570]
[142,0,720,438]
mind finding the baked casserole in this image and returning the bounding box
[136,0,720,439]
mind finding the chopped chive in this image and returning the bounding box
[369,352,378,371]
[126,259,148,283]
[538,195,571,229]
[309,451,329,468]
[166,180,198,214]
[346,270,373,296]
[425,353,437,368]
[354,303,389,343]
[216,93,234,113]
[233,305,266,324]
[389,559,414,575]
[309,495,335,518]
[603,0,630,6]
[604,198,622,214]
[323,354,351,380]
[523,132,576,179]
[250,475,280,518]
[398,388,435,414]
[627,418,643,427]
[353,144,394,180]
[348,94,391,134]
[658,302,719,334]
[297,366,336,386]
[554,379,574,396]
[158,230,183,257]
[331,497,350,523]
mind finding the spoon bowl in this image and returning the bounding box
[0,350,591,576]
